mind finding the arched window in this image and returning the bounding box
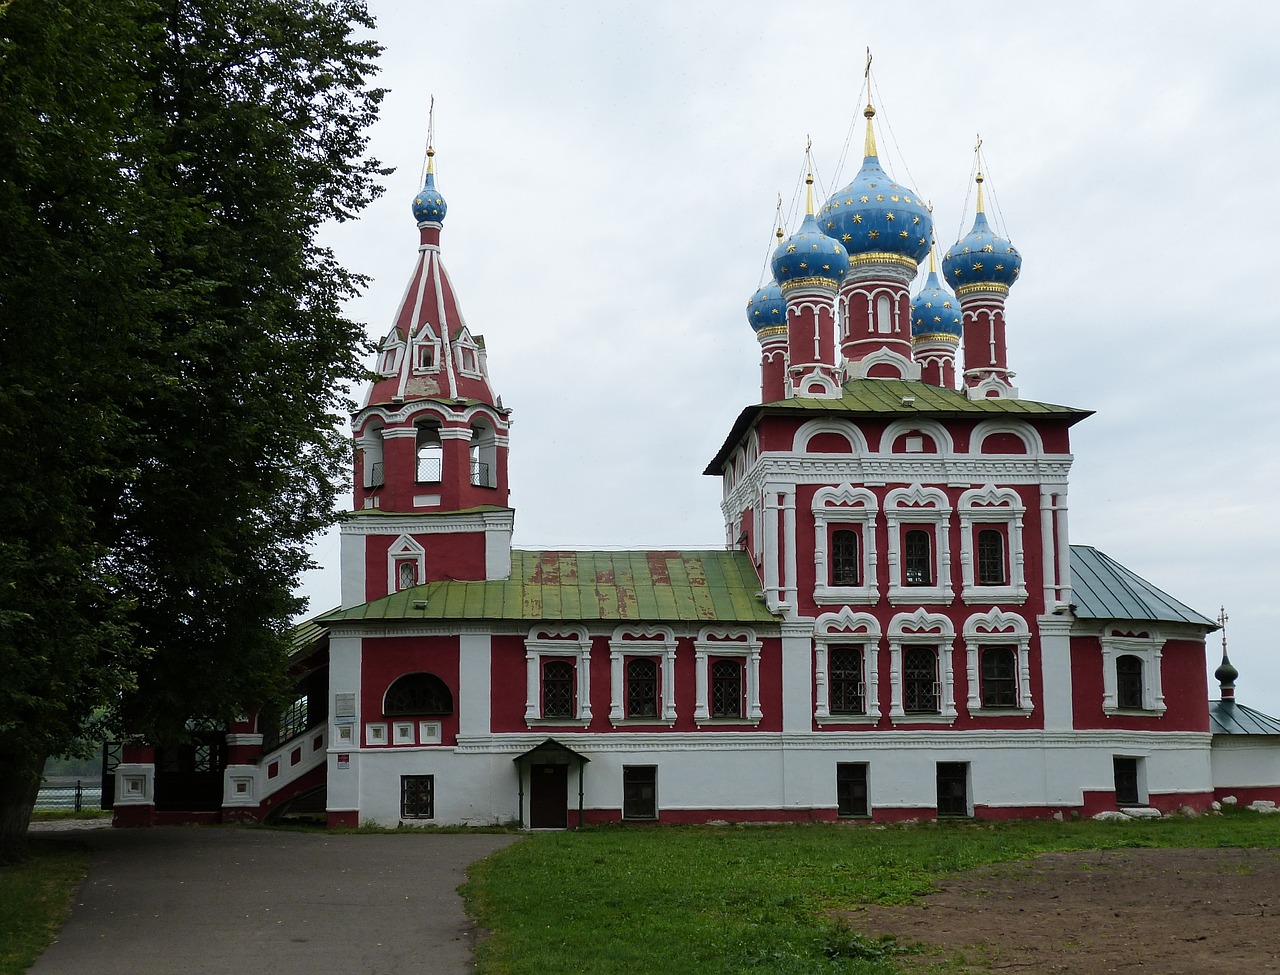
[831,530,859,586]
[710,659,743,718]
[416,422,443,483]
[876,294,893,333]
[980,647,1017,708]
[625,657,658,719]
[1116,655,1144,709]
[384,673,453,716]
[977,529,1006,585]
[828,646,865,715]
[903,647,939,714]
[542,660,575,718]
[469,420,497,488]
[904,530,932,586]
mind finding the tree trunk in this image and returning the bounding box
[0,753,46,865]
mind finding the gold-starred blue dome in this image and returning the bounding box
[911,268,962,342]
[747,280,787,333]
[820,105,932,265]
[771,211,849,292]
[411,153,447,225]
[942,175,1021,292]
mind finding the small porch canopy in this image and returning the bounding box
[512,738,590,829]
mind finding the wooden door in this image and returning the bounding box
[529,763,568,828]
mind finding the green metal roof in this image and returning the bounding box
[1210,699,1280,735]
[1068,545,1216,628]
[322,549,776,625]
[290,608,338,659]
[706,379,1092,474]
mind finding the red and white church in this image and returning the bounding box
[110,100,1280,829]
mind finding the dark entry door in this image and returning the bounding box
[529,763,568,828]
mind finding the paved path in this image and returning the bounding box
[27,826,520,975]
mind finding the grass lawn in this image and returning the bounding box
[463,813,1280,975]
[0,839,89,975]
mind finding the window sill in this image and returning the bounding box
[968,707,1034,718]
[694,717,762,728]
[525,717,592,729]
[1103,708,1165,718]
[961,586,1027,604]
[814,586,878,606]
[610,718,677,729]
[815,714,879,726]
[887,586,952,605]
[889,714,957,726]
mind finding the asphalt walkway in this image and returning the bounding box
[27,825,520,975]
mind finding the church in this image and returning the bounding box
[109,93,1280,828]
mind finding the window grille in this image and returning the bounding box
[977,529,1006,585]
[903,646,940,713]
[710,659,742,718]
[936,762,969,817]
[980,647,1017,708]
[904,530,932,585]
[1113,757,1140,805]
[622,765,657,820]
[831,530,859,586]
[397,560,417,590]
[828,646,865,715]
[542,660,575,718]
[401,775,435,818]
[385,673,454,716]
[625,657,658,719]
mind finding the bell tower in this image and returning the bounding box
[342,143,515,607]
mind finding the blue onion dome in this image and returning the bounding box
[942,172,1021,293]
[747,279,787,333]
[771,176,850,292]
[411,148,447,224]
[911,264,962,342]
[819,104,932,265]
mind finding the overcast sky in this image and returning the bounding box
[301,1,1280,714]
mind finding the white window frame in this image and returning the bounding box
[454,332,483,378]
[963,609,1034,715]
[386,534,426,593]
[887,609,956,724]
[412,329,441,374]
[885,486,953,604]
[693,626,762,726]
[812,485,879,605]
[524,627,593,727]
[813,609,880,725]
[958,485,1028,604]
[1100,625,1166,715]
[608,626,677,726]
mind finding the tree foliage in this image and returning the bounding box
[0,0,384,862]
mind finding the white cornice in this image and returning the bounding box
[341,510,515,536]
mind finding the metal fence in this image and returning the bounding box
[36,780,101,812]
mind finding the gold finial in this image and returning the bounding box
[974,134,985,214]
[804,138,816,216]
[928,240,938,274]
[775,194,785,244]
[863,48,877,158]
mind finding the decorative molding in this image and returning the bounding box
[608,625,678,726]
[693,626,762,725]
[963,608,1034,713]
[524,626,593,725]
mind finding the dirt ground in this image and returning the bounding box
[844,847,1280,974]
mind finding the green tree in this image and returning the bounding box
[0,0,384,863]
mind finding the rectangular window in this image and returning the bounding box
[830,529,860,586]
[401,774,435,819]
[541,659,575,718]
[710,658,743,718]
[622,765,657,820]
[980,647,1018,708]
[1114,757,1140,805]
[904,529,932,586]
[828,645,865,715]
[836,763,869,817]
[903,646,940,714]
[936,762,969,818]
[625,657,659,719]
[976,528,1006,585]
